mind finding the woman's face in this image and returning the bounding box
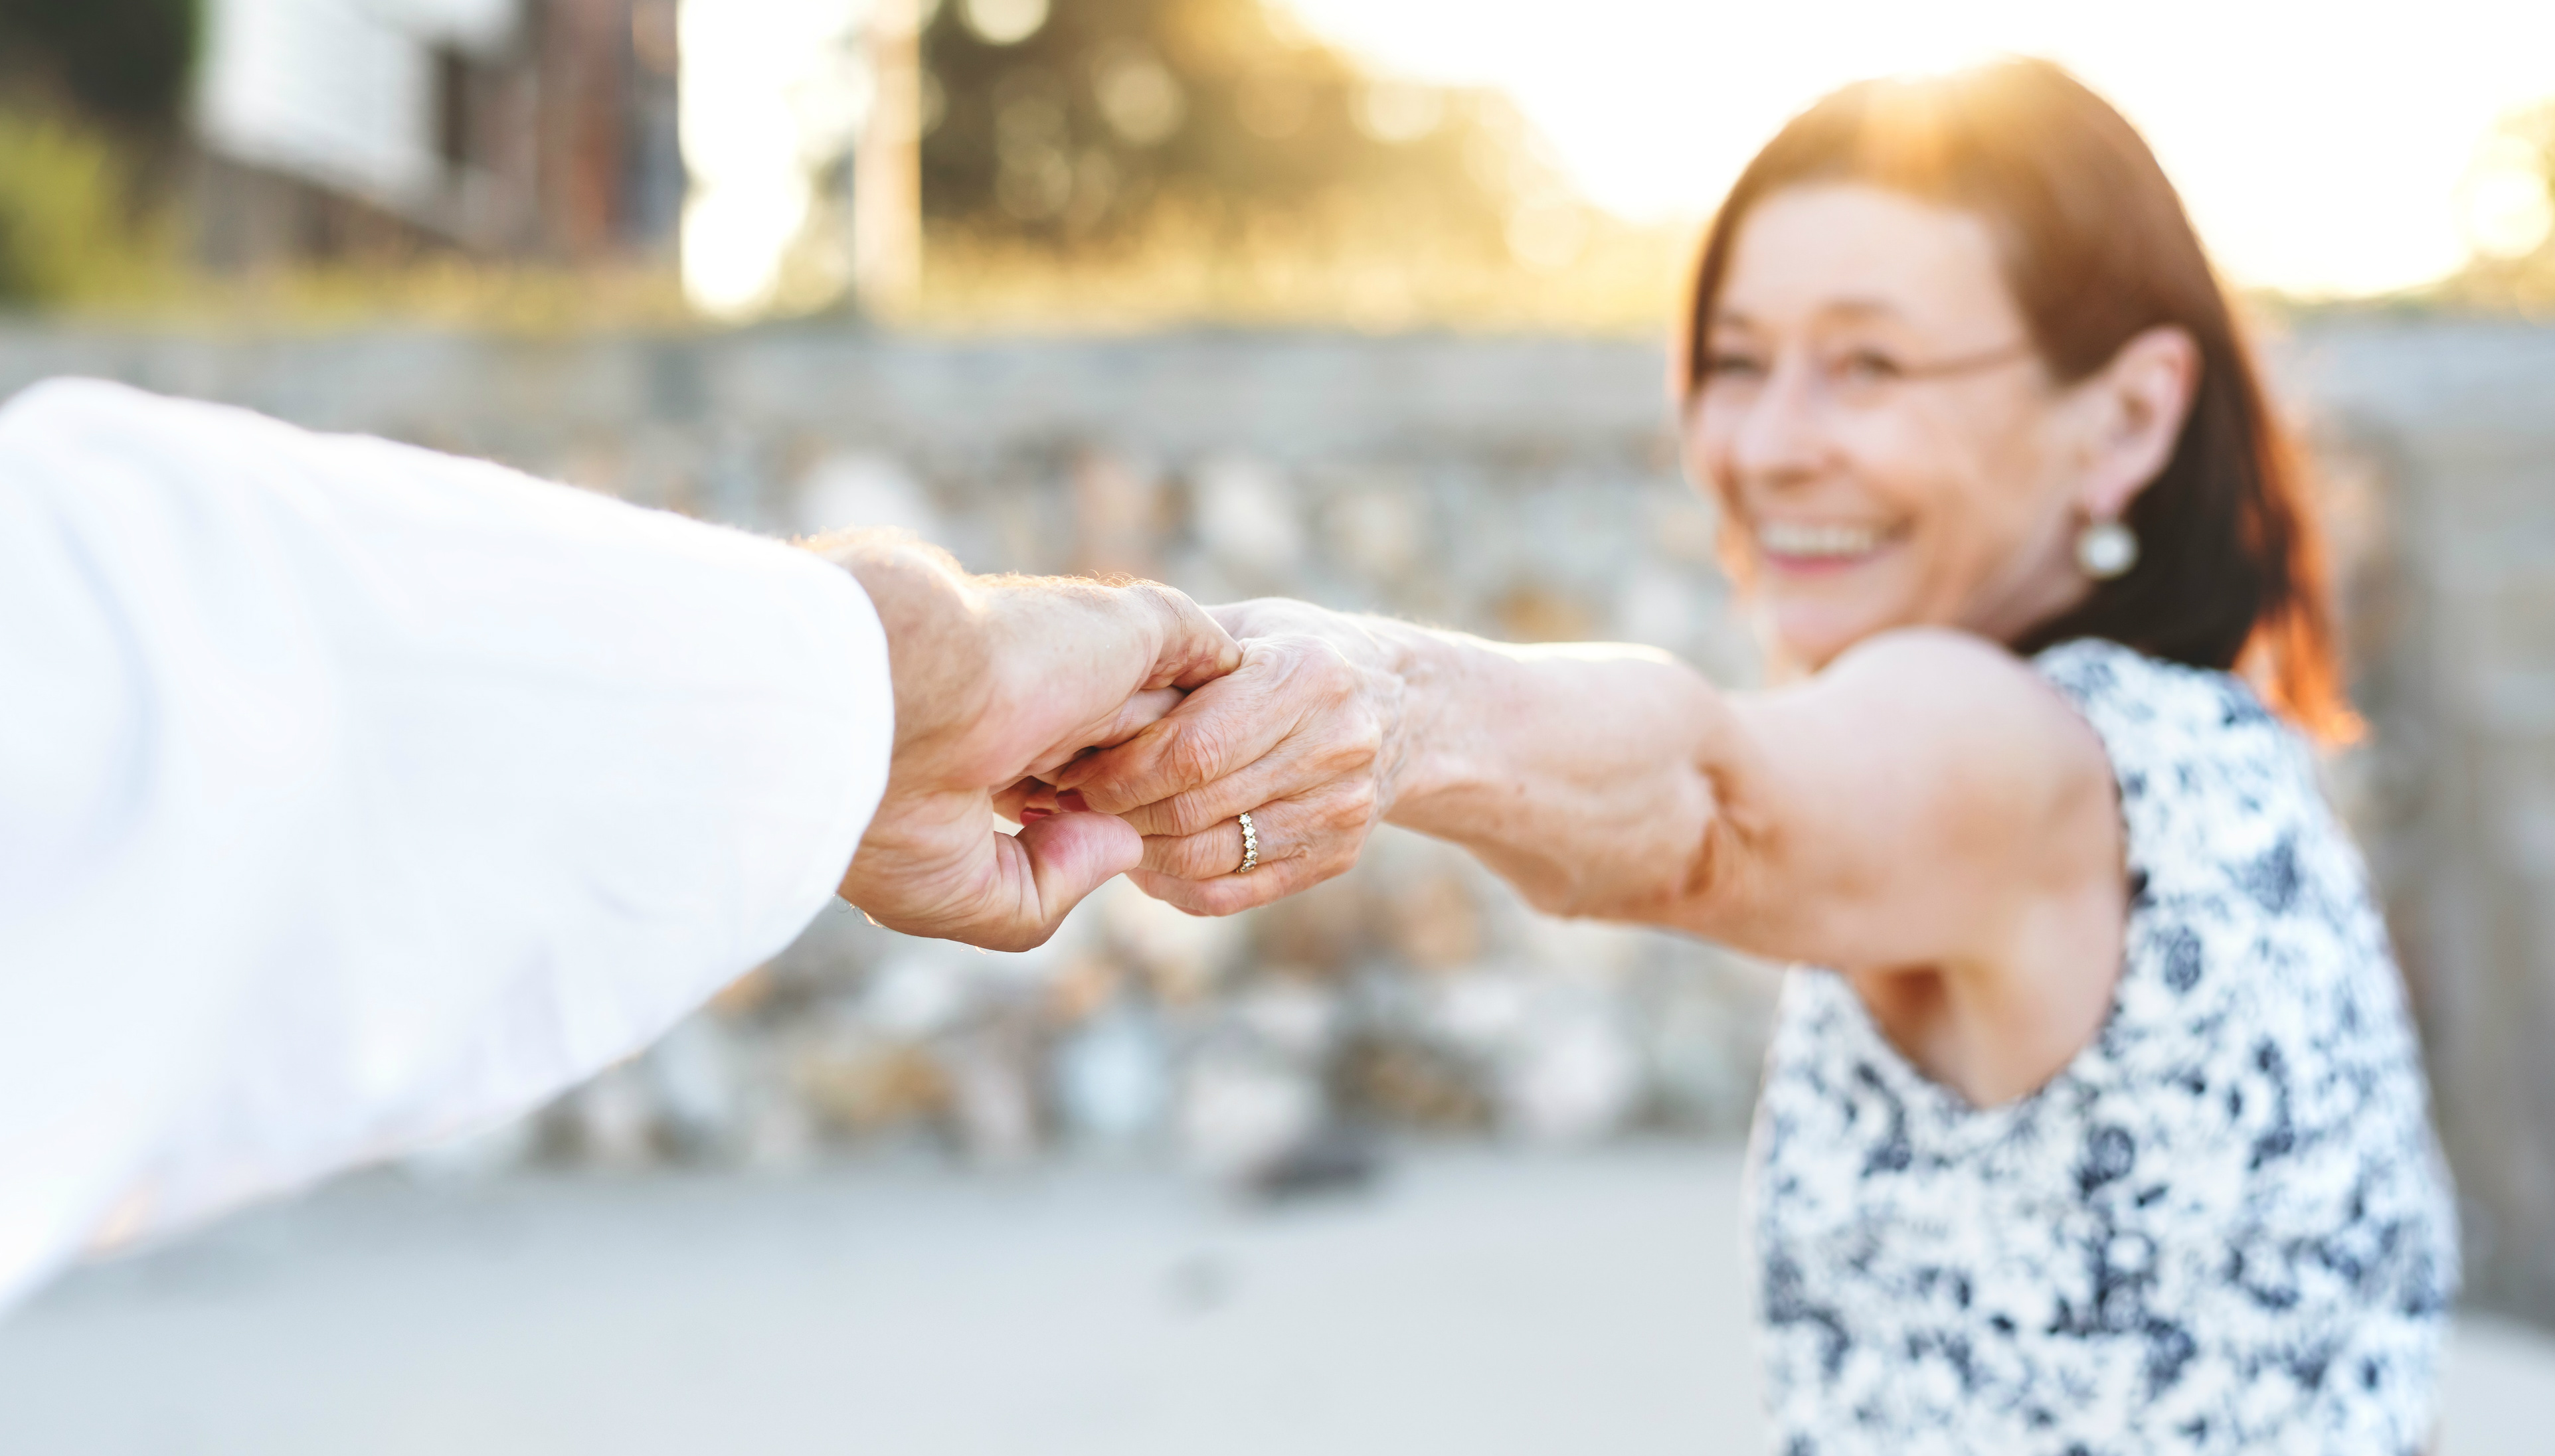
[1686,183,2115,671]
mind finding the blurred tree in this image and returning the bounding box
[0,108,170,307]
[0,0,199,136]
[916,0,1531,258]
[790,0,1668,327]
[0,0,193,307]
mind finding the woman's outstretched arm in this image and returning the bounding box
[1057,598,2121,1002]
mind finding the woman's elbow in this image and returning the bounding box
[1520,819,1735,928]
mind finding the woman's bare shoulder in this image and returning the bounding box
[1780,627,2109,777]
[1702,627,2120,971]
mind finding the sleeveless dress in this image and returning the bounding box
[1747,639,2458,1456]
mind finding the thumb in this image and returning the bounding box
[1134,584,1244,690]
[1008,810,1144,939]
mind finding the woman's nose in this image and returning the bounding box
[1730,357,1828,484]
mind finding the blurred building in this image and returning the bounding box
[191,0,682,267]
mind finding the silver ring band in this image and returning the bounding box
[1235,811,1259,874]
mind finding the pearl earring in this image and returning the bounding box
[2076,518,2139,579]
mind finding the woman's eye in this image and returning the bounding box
[1702,352,1768,380]
[1838,350,1903,382]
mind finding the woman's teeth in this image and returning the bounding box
[1759,522,1888,558]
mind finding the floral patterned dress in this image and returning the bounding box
[1748,639,2458,1456]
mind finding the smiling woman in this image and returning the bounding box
[1680,68,2351,736]
[1053,56,2461,1455]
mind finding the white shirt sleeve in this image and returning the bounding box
[0,378,893,1309]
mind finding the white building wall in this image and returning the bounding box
[195,0,521,213]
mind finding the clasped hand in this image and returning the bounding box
[820,537,1400,946]
[1035,598,1406,918]
[820,534,1241,949]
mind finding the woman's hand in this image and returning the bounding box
[1048,599,1411,916]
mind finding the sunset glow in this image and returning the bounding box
[681,0,2555,311]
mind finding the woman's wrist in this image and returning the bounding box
[1352,618,1486,831]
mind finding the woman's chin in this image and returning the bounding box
[1765,604,1893,673]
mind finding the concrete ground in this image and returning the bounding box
[0,1144,2546,1455]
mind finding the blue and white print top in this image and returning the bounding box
[1748,639,2457,1456]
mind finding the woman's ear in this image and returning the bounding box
[2075,325,2200,520]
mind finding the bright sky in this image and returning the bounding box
[1288,0,2555,297]
[679,0,2555,312]
[679,0,869,316]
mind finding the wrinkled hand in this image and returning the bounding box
[818,534,1241,949]
[1045,598,1407,916]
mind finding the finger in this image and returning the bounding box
[1108,740,1326,839]
[1108,698,1389,838]
[1138,801,1293,880]
[1101,687,1187,745]
[1002,810,1142,943]
[1018,686,1187,782]
[1135,584,1245,690]
[1051,643,1302,813]
[994,777,1053,824]
[843,797,1138,952]
[1138,769,1377,876]
[1126,843,1350,916]
[1136,821,1251,881]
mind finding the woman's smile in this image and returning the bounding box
[1754,518,1907,573]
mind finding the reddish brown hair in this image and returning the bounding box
[1678,58,2354,740]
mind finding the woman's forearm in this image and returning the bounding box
[1369,620,1741,923]
[1060,598,1752,926]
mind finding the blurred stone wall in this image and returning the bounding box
[2283,320,2555,1328]
[3,321,2551,1321]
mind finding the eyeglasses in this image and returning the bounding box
[1695,339,2036,415]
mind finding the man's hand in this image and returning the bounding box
[813,533,1241,950]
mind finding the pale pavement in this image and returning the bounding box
[0,1145,2545,1455]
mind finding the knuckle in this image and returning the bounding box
[1160,721,1227,788]
[1144,833,1206,880]
[1318,649,1366,702]
[1353,714,1385,759]
[1329,718,1383,768]
[1271,635,1332,678]
[1340,780,1379,823]
[1182,834,1230,880]
[1168,791,1222,839]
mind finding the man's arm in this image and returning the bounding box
[0,379,1233,1313]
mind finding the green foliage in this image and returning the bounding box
[0,108,172,309]
[920,0,1531,258]
[881,0,1689,329]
